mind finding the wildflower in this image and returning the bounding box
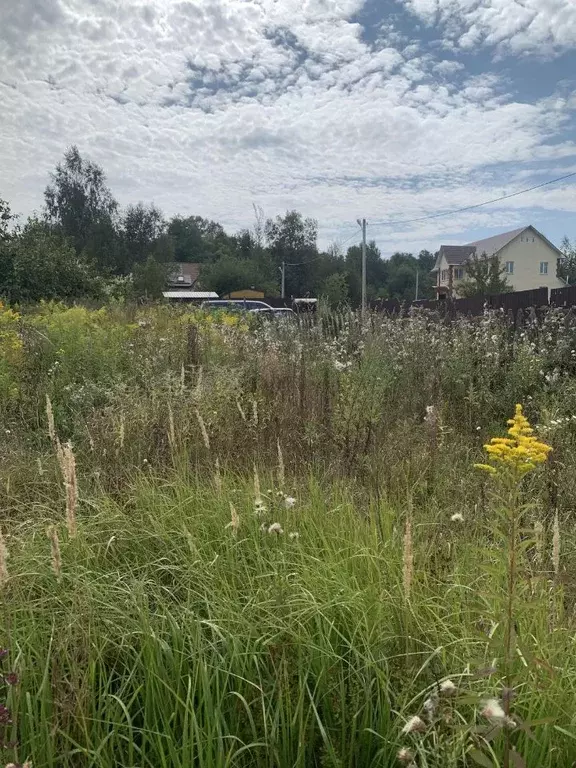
[480,698,506,723]
[254,499,267,515]
[440,679,457,695]
[422,695,438,720]
[284,496,296,509]
[397,747,415,763]
[3,672,18,685]
[267,523,284,535]
[450,513,464,522]
[401,715,426,734]
[0,703,12,724]
[289,531,300,540]
[0,648,8,659]
[475,405,551,476]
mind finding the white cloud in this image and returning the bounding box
[402,0,576,56]
[0,0,575,255]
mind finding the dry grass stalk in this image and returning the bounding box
[236,399,247,422]
[402,513,413,601]
[552,511,560,578]
[194,366,203,400]
[253,464,262,503]
[46,394,65,471]
[0,526,8,588]
[252,399,259,427]
[119,412,125,450]
[534,520,544,565]
[180,362,186,392]
[62,442,78,538]
[277,439,285,487]
[195,408,210,451]
[47,525,62,578]
[168,403,176,450]
[214,457,223,496]
[226,502,240,536]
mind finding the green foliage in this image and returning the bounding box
[458,252,512,297]
[44,145,118,257]
[1,220,101,303]
[123,202,173,266]
[320,271,349,308]
[1,306,576,765]
[201,254,277,295]
[558,236,576,285]
[132,255,170,299]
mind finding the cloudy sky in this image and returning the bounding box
[1,0,576,255]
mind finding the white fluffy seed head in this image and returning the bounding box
[401,715,426,735]
[440,679,457,695]
[451,513,464,522]
[267,523,284,535]
[481,698,506,722]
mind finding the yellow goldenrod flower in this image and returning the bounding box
[476,404,551,476]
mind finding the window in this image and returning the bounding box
[540,262,548,275]
[441,269,448,282]
[454,267,464,279]
[505,261,514,274]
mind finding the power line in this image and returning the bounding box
[368,170,576,229]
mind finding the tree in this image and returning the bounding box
[201,256,277,297]
[457,253,512,297]
[0,198,16,242]
[44,146,118,259]
[168,215,234,263]
[2,219,100,303]
[266,211,318,296]
[320,272,349,308]
[558,237,576,285]
[122,203,173,266]
[132,256,170,300]
[345,241,388,304]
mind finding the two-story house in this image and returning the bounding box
[431,226,566,298]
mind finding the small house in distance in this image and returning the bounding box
[432,226,566,298]
[167,263,202,289]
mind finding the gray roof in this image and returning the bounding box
[432,225,562,272]
[465,227,526,257]
[439,245,476,265]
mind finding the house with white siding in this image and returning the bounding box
[431,226,566,298]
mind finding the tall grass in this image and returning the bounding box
[1,302,576,766]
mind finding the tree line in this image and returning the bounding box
[2,146,573,305]
[0,147,440,305]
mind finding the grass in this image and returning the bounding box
[2,302,576,766]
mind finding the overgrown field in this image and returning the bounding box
[2,302,576,767]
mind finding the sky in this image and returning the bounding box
[1,0,576,257]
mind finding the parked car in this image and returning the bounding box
[273,308,296,319]
[200,299,274,312]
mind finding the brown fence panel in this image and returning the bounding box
[489,287,548,312]
[550,286,576,308]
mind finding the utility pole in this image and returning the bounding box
[280,261,286,299]
[357,218,367,318]
[415,269,419,301]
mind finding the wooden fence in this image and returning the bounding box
[371,287,552,317]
